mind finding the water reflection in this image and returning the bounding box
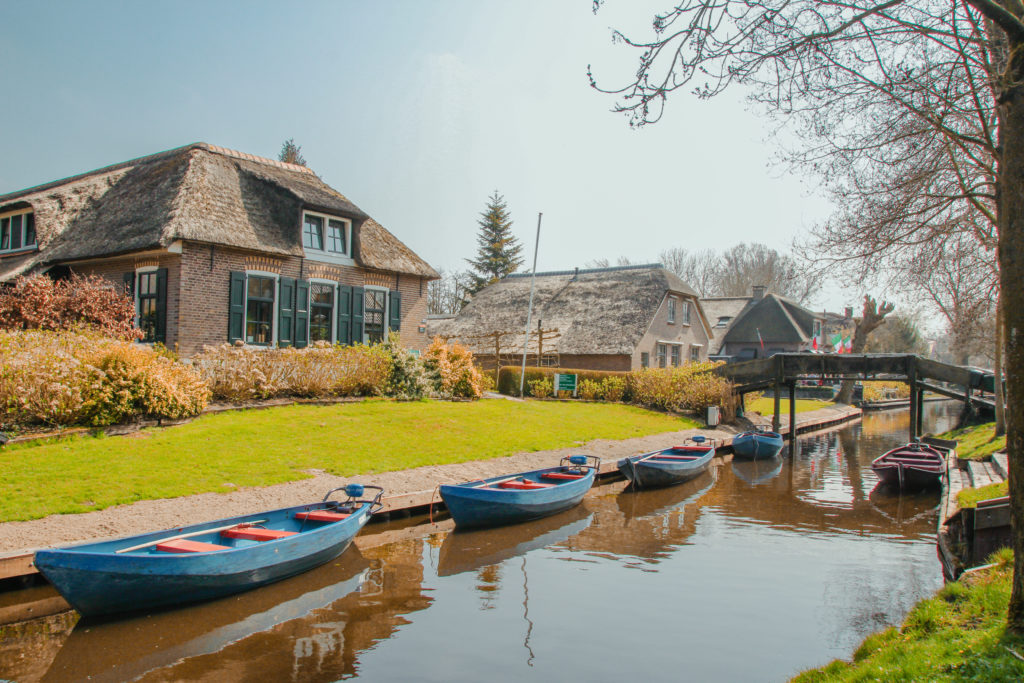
[1,401,964,682]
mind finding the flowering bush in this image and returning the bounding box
[381,332,430,400]
[192,342,391,401]
[422,338,486,399]
[0,274,140,341]
[528,377,553,398]
[0,329,209,428]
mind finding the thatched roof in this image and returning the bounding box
[700,296,751,353]
[706,292,820,348]
[0,143,438,279]
[436,264,710,355]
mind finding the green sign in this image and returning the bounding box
[554,373,578,395]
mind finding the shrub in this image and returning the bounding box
[578,378,602,401]
[528,377,553,398]
[381,332,430,400]
[0,329,209,428]
[422,338,486,399]
[601,376,626,402]
[627,362,733,415]
[862,380,910,402]
[496,366,629,396]
[192,342,391,401]
[0,274,140,341]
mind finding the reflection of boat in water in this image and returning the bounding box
[437,505,592,577]
[731,456,783,485]
[867,485,939,527]
[42,547,369,683]
[616,470,716,520]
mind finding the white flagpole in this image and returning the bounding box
[519,213,543,398]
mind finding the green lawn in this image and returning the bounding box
[793,549,1024,682]
[0,400,693,522]
[745,397,834,416]
[939,422,1006,462]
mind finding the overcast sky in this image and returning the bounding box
[1,1,854,308]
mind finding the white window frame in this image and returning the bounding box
[302,210,354,266]
[362,284,389,344]
[244,270,279,347]
[308,277,338,344]
[0,208,37,254]
[134,265,159,344]
[681,300,691,326]
[667,296,676,324]
[690,344,702,362]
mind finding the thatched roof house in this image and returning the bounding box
[0,143,438,354]
[436,264,714,371]
[701,286,823,359]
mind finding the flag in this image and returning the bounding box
[756,328,765,351]
[845,336,853,353]
[830,333,842,352]
[812,335,818,351]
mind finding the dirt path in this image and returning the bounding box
[0,404,858,554]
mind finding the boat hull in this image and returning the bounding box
[617,446,715,489]
[731,431,784,460]
[871,444,946,490]
[440,466,595,529]
[33,502,373,618]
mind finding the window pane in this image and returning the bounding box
[311,283,334,305]
[247,275,274,300]
[303,215,324,250]
[140,298,158,342]
[327,220,346,253]
[364,289,386,343]
[10,215,21,250]
[1,218,9,250]
[246,300,273,344]
[24,214,35,246]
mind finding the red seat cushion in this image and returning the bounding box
[294,510,351,523]
[221,527,298,541]
[540,472,585,480]
[499,480,554,490]
[156,539,230,553]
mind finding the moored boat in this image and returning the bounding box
[617,436,716,489]
[33,484,384,618]
[439,455,599,529]
[731,427,784,460]
[870,442,947,490]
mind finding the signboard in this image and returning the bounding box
[553,373,578,397]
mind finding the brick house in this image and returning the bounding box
[434,264,714,371]
[0,143,439,355]
[701,285,824,360]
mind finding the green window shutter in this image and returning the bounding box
[122,272,135,298]
[295,280,310,348]
[351,286,365,344]
[278,277,296,347]
[228,271,245,343]
[337,285,353,345]
[154,268,168,344]
[388,290,402,333]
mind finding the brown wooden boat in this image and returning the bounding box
[870,442,946,490]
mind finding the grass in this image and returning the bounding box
[793,548,1024,682]
[958,483,1009,509]
[0,399,693,523]
[939,422,1006,462]
[745,397,834,415]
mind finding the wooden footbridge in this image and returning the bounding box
[714,354,997,444]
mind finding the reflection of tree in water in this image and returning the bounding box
[475,564,502,610]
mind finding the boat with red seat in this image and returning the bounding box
[439,455,600,529]
[33,484,384,618]
[870,442,948,490]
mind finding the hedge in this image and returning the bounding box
[497,366,629,397]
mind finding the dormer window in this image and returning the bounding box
[0,209,36,254]
[302,211,351,262]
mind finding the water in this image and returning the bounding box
[1,402,961,682]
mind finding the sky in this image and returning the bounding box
[0,1,852,309]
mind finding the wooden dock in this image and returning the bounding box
[937,448,1010,580]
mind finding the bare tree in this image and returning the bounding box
[658,247,719,296]
[427,269,472,315]
[836,295,896,404]
[586,256,638,268]
[714,243,816,303]
[590,0,1024,628]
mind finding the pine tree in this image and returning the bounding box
[278,138,306,166]
[465,191,523,293]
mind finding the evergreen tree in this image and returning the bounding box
[278,138,306,166]
[465,191,523,293]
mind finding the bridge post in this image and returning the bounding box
[916,386,925,436]
[907,358,919,442]
[788,380,797,453]
[772,356,783,433]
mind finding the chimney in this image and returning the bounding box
[751,285,766,299]
[571,267,579,281]
[844,306,853,319]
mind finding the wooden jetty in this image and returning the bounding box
[937,448,1010,580]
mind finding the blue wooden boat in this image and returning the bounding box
[33,484,384,618]
[731,427,784,460]
[439,455,599,529]
[617,436,716,489]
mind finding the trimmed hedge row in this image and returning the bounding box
[497,366,627,396]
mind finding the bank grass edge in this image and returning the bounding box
[745,397,834,415]
[938,421,1005,462]
[0,399,693,523]
[792,548,1024,682]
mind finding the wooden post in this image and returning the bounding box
[916,384,925,436]
[773,356,783,433]
[788,380,797,451]
[907,357,918,442]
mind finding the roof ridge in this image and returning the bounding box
[504,263,664,279]
[200,143,315,175]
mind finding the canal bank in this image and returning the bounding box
[1,403,960,682]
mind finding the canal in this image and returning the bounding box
[1,402,961,682]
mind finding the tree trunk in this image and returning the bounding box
[999,83,1024,633]
[996,289,1006,437]
[835,295,894,404]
